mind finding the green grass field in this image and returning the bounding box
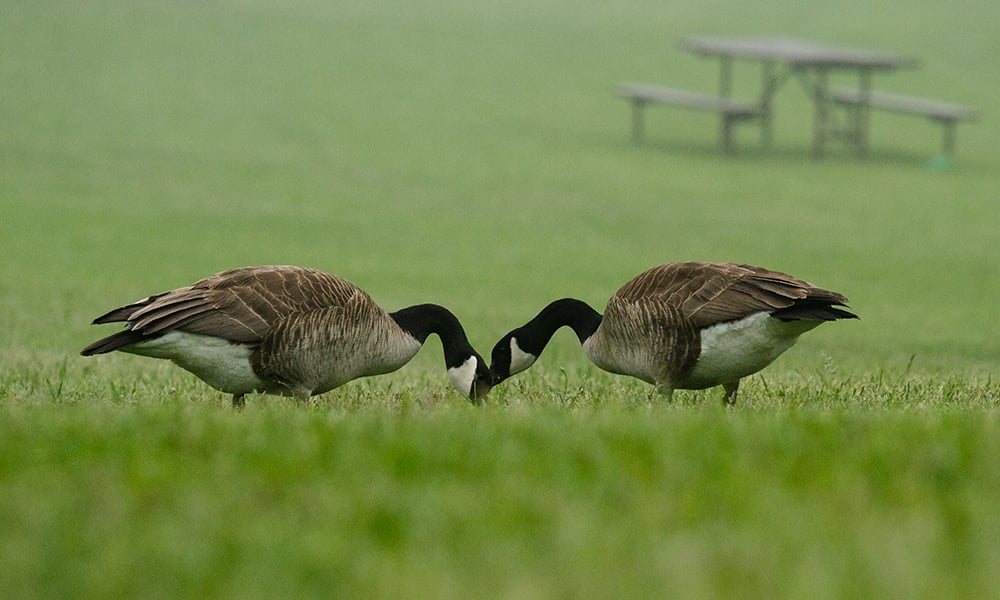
[2,1,998,598]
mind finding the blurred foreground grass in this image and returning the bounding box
[2,374,999,598]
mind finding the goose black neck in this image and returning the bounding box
[390,304,475,368]
[514,298,602,355]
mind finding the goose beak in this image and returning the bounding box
[471,354,494,403]
[488,365,508,387]
[469,373,493,404]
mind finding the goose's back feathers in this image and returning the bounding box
[610,262,851,328]
[90,266,376,345]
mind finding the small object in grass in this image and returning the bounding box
[927,154,954,172]
[490,261,858,405]
[81,266,492,407]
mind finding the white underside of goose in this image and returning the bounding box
[679,311,820,389]
[122,330,265,394]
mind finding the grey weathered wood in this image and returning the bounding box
[830,88,978,121]
[681,36,916,70]
[617,83,763,152]
[679,36,917,157]
[618,83,761,114]
[830,87,978,156]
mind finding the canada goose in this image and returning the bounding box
[81,266,492,406]
[490,262,858,403]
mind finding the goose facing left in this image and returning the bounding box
[490,261,858,404]
[81,266,493,406]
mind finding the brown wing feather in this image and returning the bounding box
[612,262,851,329]
[92,266,371,343]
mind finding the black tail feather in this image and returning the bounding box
[772,301,859,322]
[92,307,137,325]
[91,293,167,325]
[80,329,154,356]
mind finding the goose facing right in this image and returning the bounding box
[81,266,493,406]
[489,262,858,403]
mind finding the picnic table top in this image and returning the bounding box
[680,36,917,70]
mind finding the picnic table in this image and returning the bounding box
[618,36,978,160]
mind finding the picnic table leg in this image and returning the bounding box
[812,67,830,158]
[718,56,733,99]
[854,68,873,157]
[759,60,776,149]
[629,99,645,142]
[941,120,957,157]
[718,56,734,152]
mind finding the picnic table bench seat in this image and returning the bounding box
[617,82,764,152]
[830,87,978,156]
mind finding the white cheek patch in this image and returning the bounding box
[447,356,479,398]
[508,338,537,376]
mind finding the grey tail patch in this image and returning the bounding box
[80,330,156,356]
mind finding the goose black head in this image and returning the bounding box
[389,303,493,404]
[489,299,599,385]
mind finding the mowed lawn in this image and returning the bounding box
[2,1,999,598]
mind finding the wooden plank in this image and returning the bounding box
[830,88,978,121]
[617,83,762,116]
[680,36,917,70]
[617,83,763,152]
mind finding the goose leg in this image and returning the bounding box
[655,383,674,401]
[232,393,246,409]
[722,380,740,406]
